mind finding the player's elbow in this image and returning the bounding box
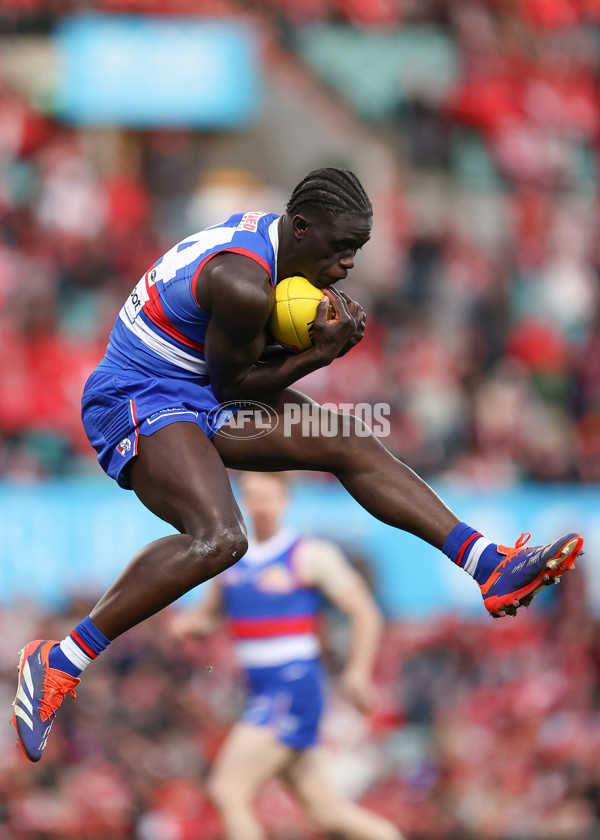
[353,598,385,636]
[210,374,248,404]
[373,606,385,640]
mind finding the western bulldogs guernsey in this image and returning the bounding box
[220,528,322,669]
[81,212,280,489]
[220,528,327,748]
[104,211,280,380]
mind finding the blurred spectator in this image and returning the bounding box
[2,569,599,839]
[2,2,599,838]
[1,0,600,486]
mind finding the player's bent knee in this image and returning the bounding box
[206,773,247,810]
[187,527,248,582]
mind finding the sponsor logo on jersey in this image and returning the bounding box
[237,212,265,232]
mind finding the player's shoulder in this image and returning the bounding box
[168,211,279,254]
[209,211,279,273]
[294,537,348,571]
[231,210,279,230]
[294,536,356,590]
[296,536,340,554]
[215,211,279,240]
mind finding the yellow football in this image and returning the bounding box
[267,275,326,352]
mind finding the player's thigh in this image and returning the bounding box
[284,744,344,811]
[127,421,245,538]
[208,722,294,803]
[213,389,378,472]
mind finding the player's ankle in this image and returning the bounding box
[49,615,111,677]
[442,522,502,583]
[48,643,81,677]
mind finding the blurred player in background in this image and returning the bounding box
[171,471,402,840]
[12,166,582,763]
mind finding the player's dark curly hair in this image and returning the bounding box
[286,167,372,219]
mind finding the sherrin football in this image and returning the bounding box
[267,275,327,352]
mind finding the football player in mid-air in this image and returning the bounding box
[13,166,583,763]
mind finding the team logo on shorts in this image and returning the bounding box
[117,437,132,456]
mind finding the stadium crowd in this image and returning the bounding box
[1,0,600,484]
[1,4,599,835]
[0,572,598,839]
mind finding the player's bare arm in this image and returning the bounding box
[331,577,384,713]
[297,540,383,713]
[199,253,361,401]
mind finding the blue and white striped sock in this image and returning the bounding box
[48,616,111,677]
[443,522,503,585]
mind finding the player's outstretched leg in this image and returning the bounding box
[213,391,584,619]
[12,640,80,762]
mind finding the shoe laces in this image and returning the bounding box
[497,532,532,569]
[39,669,79,722]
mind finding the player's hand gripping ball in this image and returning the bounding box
[267,276,330,353]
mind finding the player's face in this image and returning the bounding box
[293,212,372,288]
[240,473,288,533]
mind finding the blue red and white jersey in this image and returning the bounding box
[220,529,323,670]
[103,211,280,379]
